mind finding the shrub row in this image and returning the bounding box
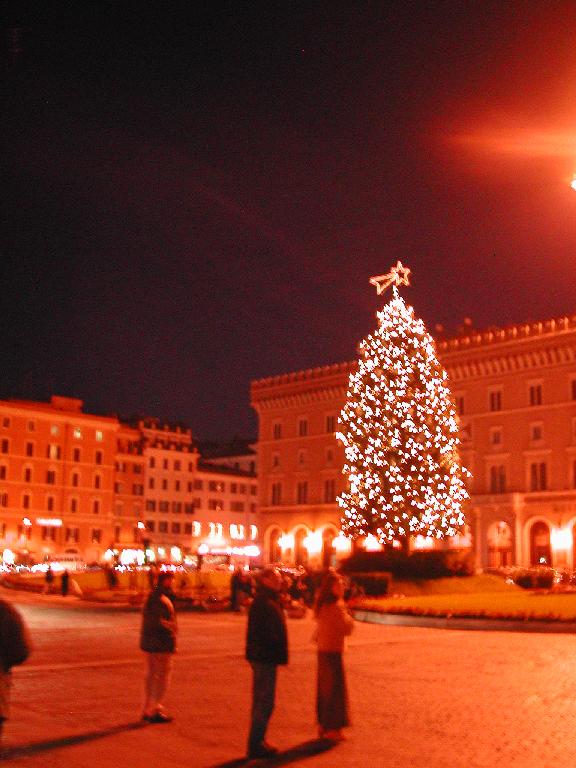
[340,548,474,579]
[347,572,392,597]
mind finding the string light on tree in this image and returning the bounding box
[336,263,469,551]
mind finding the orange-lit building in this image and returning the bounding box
[0,399,258,567]
[251,314,576,570]
[0,395,118,564]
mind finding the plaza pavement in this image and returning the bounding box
[2,589,576,767]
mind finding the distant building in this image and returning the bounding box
[0,398,259,567]
[251,314,576,570]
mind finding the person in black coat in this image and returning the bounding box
[140,571,177,723]
[0,598,31,746]
[245,568,288,759]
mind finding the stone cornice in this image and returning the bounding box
[251,313,576,404]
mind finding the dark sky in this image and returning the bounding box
[2,1,576,439]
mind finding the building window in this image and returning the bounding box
[149,457,155,468]
[324,479,336,503]
[489,466,506,494]
[571,379,576,401]
[0,439,8,454]
[42,526,56,541]
[326,448,334,465]
[298,450,306,466]
[489,390,502,412]
[73,448,81,462]
[73,428,82,439]
[171,523,181,534]
[145,500,156,511]
[230,482,238,493]
[175,480,181,492]
[325,415,336,433]
[70,498,78,513]
[24,467,31,482]
[0,493,8,508]
[0,466,6,480]
[46,470,56,485]
[163,459,168,470]
[184,503,195,514]
[231,501,245,512]
[72,472,79,488]
[66,527,79,543]
[296,481,308,504]
[26,442,34,457]
[145,520,155,533]
[271,482,282,506]
[455,396,465,416]
[208,499,223,511]
[162,479,168,490]
[133,484,143,495]
[159,501,169,513]
[529,384,542,406]
[184,523,193,535]
[148,478,155,489]
[95,430,103,442]
[158,521,168,533]
[50,425,59,436]
[489,427,502,447]
[172,502,182,513]
[91,529,102,543]
[208,480,224,492]
[95,450,103,465]
[250,486,257,496]
[23,494,30,510]
[47,496,54,512]
[272,422,282,440]
[94,474,101,489]
[239,483,247,494]
[298,418,308,437]
[530,423,543,442]
[2,418,10,429]
[530,462,547,491]
[93,499,100,514]
[272,452,280,468]
[174,460,181,471]
[27,420,35,432]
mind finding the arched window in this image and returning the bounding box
[530,521,551,566]
[322,527,338,568]
[268,528,282,564]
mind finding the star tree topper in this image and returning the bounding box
[369,261,411,295]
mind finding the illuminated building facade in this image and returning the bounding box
[251,314,576,570]
[0,398,258,566]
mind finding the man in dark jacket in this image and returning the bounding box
[0,598,31,747]
[245,567,288,759]
[140,571,177,723]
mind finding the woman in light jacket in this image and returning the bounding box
[314,570,354,741]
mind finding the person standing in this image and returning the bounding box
[140,571,177,723]
[245,568,288,760]
[314,570,354,741]
[0,598,31,748]
[43,565,54,594]
[61,569,70,597]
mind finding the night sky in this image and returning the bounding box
[2,2,576,440]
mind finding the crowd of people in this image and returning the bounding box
[1,563,355,760]
[140,565,355,760]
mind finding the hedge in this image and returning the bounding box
[340,548,474,579]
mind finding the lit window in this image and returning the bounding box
[73,428,82,439]
[50,425,59,436]
[95,430,103,442]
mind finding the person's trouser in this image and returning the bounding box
[143,652,173,716]
[248,662,277,751]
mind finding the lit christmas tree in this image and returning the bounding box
[336,262,469,551]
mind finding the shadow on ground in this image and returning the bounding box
[1,720,146,760]
[212,738,337,767]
